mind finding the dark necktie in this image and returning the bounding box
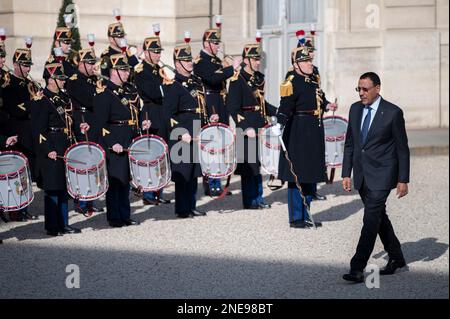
[360,106,372,145]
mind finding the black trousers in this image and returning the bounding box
[351,180,404,272]
[175,178,198,215]
[106,177,131,222]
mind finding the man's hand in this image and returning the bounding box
[271,123,282,137]
[327,103,338,112]
[210,114,219,123]
[181,133,192,144]
[396,183,409,199]
[232,56,242,70]
[112,144,123,154]
[5,136,18,147]
[80,123,90,134]
[342,177,352,192]
[142,120,151,131]
[48,151,57,161]
[246,128,256,138]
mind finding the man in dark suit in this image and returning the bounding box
[342,72,410,283]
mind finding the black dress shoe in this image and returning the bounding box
[343,271,364,283]
[226,190,233,196]
[47,230,63,237]
[123,219,140,226]
[108,220,124,228]
[91,207,104,213]
[290,220,309,229]
[244,205,261,210]
[143,198,159,206]
[312,192,327,201]
[62,226,82,234]
[304,220,323,228]
[176,212,193,219]
[380,259,407,275]
[24,212,39,220]
[158,198,172,204]
[258,203,272,209]
[190,209,207,217]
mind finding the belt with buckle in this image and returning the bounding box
[108,120,137,126]
[241,106,260,112]
[74,107,91,113]
[177,108,198,114]
[295,110,316,116]
[48,127,68,134]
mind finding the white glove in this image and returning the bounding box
[271,123,283,137]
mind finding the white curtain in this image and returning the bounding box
[257,0,280,27]
[288,0,318,24]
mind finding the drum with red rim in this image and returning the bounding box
[259,124,281,175]
[198,123,236,178]
[64,142,108,201]
[0,151,34,211]
[128,135,171,192]
[323,116,348,168]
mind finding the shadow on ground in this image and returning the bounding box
[0,243,447,299]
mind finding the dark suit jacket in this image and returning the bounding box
[342,97,410,191]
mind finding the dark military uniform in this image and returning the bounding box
[93,54,140,227]
[227,43,277,209]
[134,37,165,136]
[30,62,81,235]
[45,27,77,78]
[1,47,39,220]
[276,47,331,228]
[134,36,171,204]
[100,22,139,78]
[66,48,103,214]
[66,49,101,143]
[162,44,205,218]
[193,28,234,195]
[2,48,36,178]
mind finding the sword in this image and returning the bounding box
[278,136,317,230]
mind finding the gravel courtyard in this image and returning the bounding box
[0,155,448,299]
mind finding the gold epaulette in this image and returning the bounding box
[135,63,144,74]
[32,94,43,101]
[1,72,10,88]
[230,70,240,82]
[46,55,55,63]
[101,48,109,57]
[69,74,78,81]
[280,75,294,97]
[163,78,175,85]
[96,80,106,94]
[193,55,201,64]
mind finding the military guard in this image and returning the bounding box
[30,62,89,236]
[1,43,41,221]
[93,54,147,228]
[193,27,239,196]
[0,42,10,90]
[134,31,171,205]
[161,41,207,218]
[45,26,77,78]
[65,47,104,216]
[227,40,277,210]
[283,29,328,202]
[100,14,139,78]
[272,47,337,229]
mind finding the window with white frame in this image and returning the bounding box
[257,0,318,27]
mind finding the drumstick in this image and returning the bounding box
[56,156,87,165]
[145,112,150,136]
[108,148,148,153]
[81,115,92,154]
[333,98,337,124]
